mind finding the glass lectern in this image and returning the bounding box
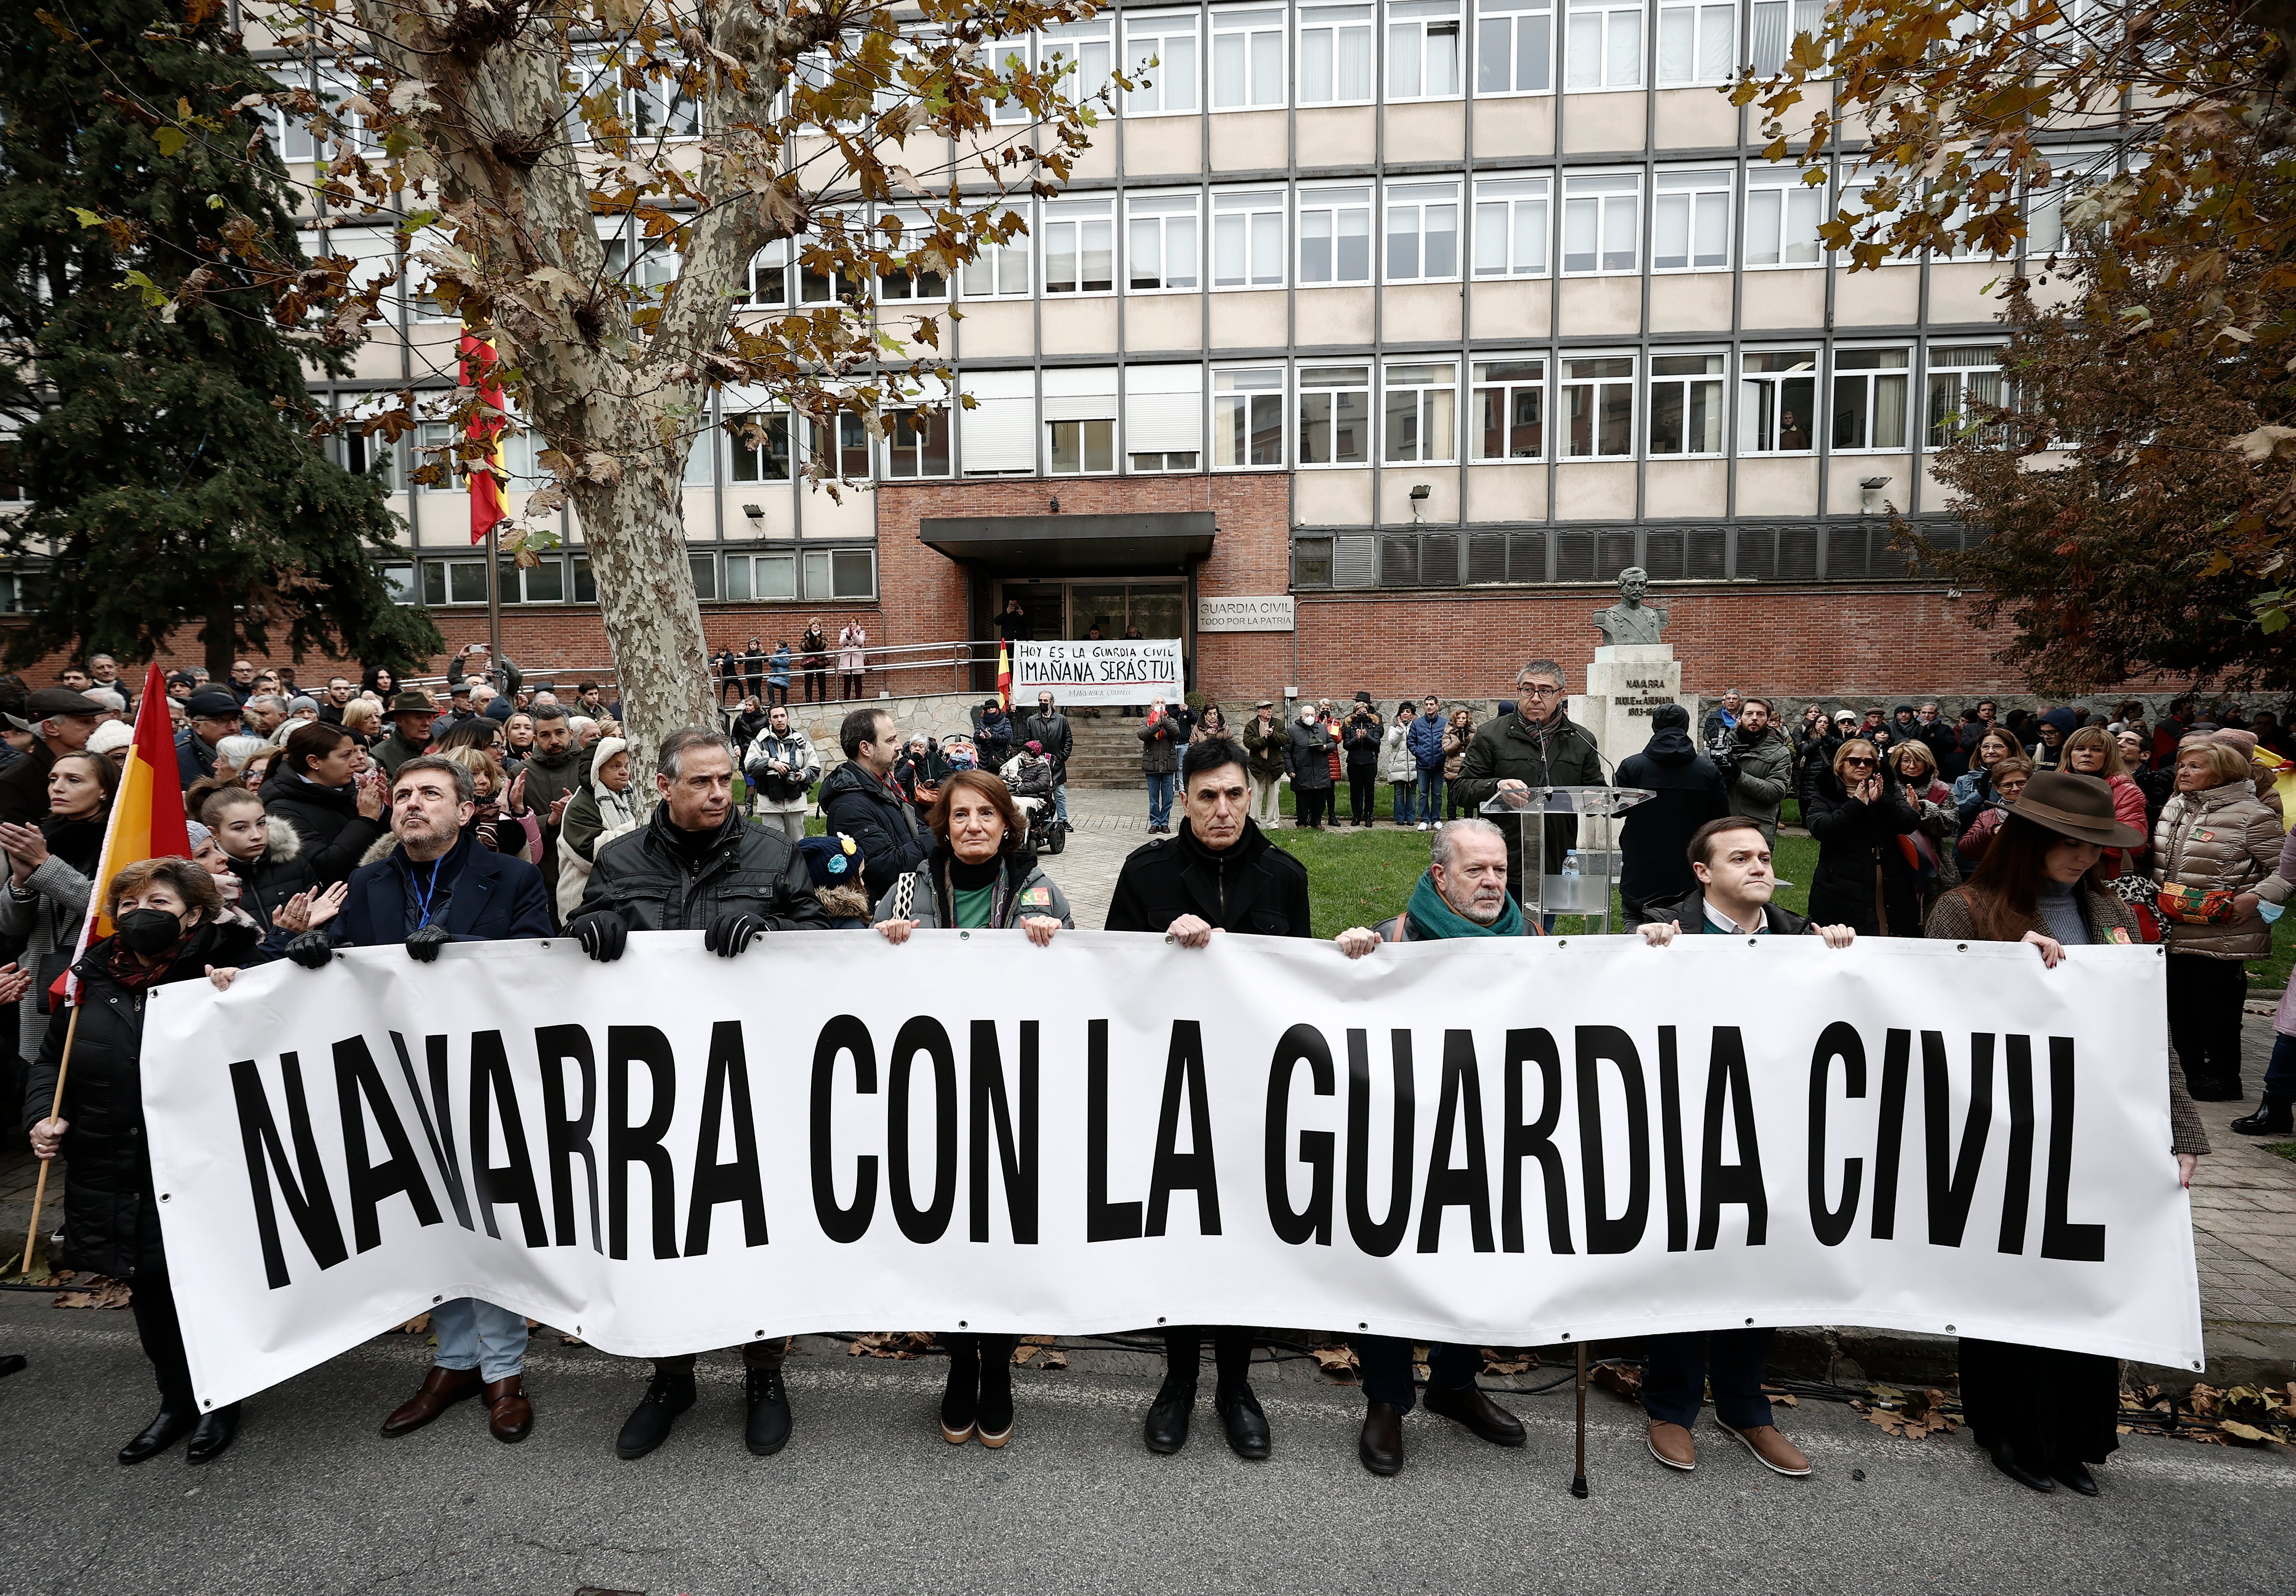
[1478,785,1654,933]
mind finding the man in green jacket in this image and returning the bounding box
[1451,657,1607,899]
[1723,697,1796,843]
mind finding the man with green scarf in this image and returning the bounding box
[1330,817,1531,1475]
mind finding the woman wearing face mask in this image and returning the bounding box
[0,751,117,1068]
[1924,773,2204,1496]
[872,770,1070,1449]
[29,858,260,1465]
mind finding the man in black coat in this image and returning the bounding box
[819,706,931,902]
[1023,690,1073,829]
[282,754,555,1447]
[1615,704,1730,924]
[1104,737,1310,1463]
[565,725,825,1464]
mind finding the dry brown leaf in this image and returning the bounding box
[1013,1337,1069,1370]
[2218,1420,2282,1446]
[847,1331,935,1360]
[1481,1347,1536,1376]
[51,1276,132,1310]
[1311,1344,1360,1381]
[1590,1362,1644,1401]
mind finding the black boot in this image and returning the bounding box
[186,1403,240,1465]
[1143,1374,1195,1454]
[615,1366,696,1460]
[2051,1459,2100,1496]
[941,1340,980,1445]
[977,1350,1014,1449]
[744,1366,792,1457]
[2232,1095,2294,1136]
[1982,1434,2057,1493]
[1214,1382,1272,1460]
[119,1403,197,1465]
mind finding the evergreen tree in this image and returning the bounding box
[0,0,439,677]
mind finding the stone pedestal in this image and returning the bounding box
[1568,644,1701,767]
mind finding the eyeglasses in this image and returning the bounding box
[1842,757,1876,768]
[1518,684,1562,699]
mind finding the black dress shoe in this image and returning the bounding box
[1144,1375,1195,1454]
[2052,1459,2100,1496]
[1214,1383,1271,1460]
[744,1367,792,1457]
[2187,1078,2245,1102]
[615,1369,696,1460]
[1359,1401,1404,1476]
[118,1405,197,1466]
[1423,1384,1526,1446]
[2232,1096,2294,1136]
[1984,1436,2057,1493]
[186,1403,240,1465]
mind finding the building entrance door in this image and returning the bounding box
[1033,580,1185,640]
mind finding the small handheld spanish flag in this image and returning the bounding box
[2254,744,2296,833]
[458,329,510,544]
[997,639,1012,713]
[55,665,190,1006]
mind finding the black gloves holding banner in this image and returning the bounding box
[571,911,628,963]
[404,925,450,963]
[704,911,765,957]
[285,931,334,970]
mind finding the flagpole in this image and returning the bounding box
[486,516,503,694]
[13,1006,80,1278]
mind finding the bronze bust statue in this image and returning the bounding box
[1593,566,1667,645]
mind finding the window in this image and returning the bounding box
[1042,20,1115,108]
[1127,193,1200,291]
[422,558,492,606]
[1297,364,1372,465]
[1562,172,1639,273]
[962,225,1034,299]
[1213,190,1287,287]
[482,556,565,604]
[1656,0,1734,85]
[1831,348,1911,451]
[1738,350,1817,453]
[876,210,948,300]
[1647,353,1724,456]
[1291,534,1379,588]
[1746,0,1822,73]
[1044,369,1118,475]
[1476,0,1554,94]
[412,421,457,490]
[726,413,793,482]
[1126,365,1205,472]
[379,564,415,606]
[746,240,791,307]
[987,36,1037,125]
[1298,3,1375,104]
[2025,146,2114,258]
[1926,345,2006,447]
[572,556,596,604]
[1384,363,1458,464]
[1473,178,1550,277]
[631,77,701,139]
[1212,7,1286,108]
[1744,165,1824,267]
[1472,358,1546,459]
[1214,366,1286,467]
[406,225,458,322]
[1562,356,1635,457]
[1298,187,1374,285]
[690,552,718,601]
[1566,0,1644,89]
[724,552,798,601]
[1652,168,1731,271]
[824,549,878,601]
[339,417,397,493]
[1125,13,1200,114]
[1388,0,1463,99]
[884,408,951,478]
[1042,199,1115,295]
[961,371,1037,476]
[808,412,871,479]
[502,419,553,491]
[1384,181,1460,281]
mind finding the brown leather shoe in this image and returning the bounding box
[1647,1419,1696,1470]
[1717,1421,1810,1477]
[486,1375,533,1444]
[380,1365,483,1438]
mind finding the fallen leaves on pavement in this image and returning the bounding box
[1852,1385,1960,1439]
[47,1271,130,1310]
[1311,1344,1360,1381]
[1014,1336,1069,1370]
[846,1331,936,1360]
[1481,1347,1537,1375]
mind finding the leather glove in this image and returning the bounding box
[704,909,765,958]
[571,911,627,963]
[404,924,450,963]
[284,930,334,970]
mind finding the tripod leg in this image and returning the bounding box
[1570,1342,1589,1499]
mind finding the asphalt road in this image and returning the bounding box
[2,1297,2291,1596]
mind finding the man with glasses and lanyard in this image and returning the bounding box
[1451,658,1608,923]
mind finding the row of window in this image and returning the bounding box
[1292,520,1988,588]
[386,548,879,608]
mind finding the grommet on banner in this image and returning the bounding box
[1746,938,1758,947]
[1946,1324,1955,1333]
[1156,1316,1166,1324]
[159,1194,169,1202]
[958,1320,968,1328]
[1358,1322,1368,1330]
[1957,943,1968,952]
[433,1295,443,1304]
[960,930,970,940]
[1557,939,1568,948]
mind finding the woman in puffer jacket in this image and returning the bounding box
[2153,736,2284,1100]
[1380,700,1418,825]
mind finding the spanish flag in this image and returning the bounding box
[57,664,190,1003]
[459,329,511,544]
[997,640,1011,713]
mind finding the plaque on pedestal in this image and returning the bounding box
[1568,645,1701,764]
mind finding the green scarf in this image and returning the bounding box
[1405,869,1526,939]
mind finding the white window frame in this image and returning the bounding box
[987,36,1038,125]
[2025,145,2116,259]
[1561,354,1637,459]
[1042,198,1116,296]
[1212,189,1288,289]
[1829,345,1913,453]
[1737,349,1818,456]
[1382,361,1459,464]
[1296,363,1374,467]
[1471,357,1547,461]
[745,239,792,308]
[1745,0,1823,75]
[1125,365,1206,473]
[1297,3,1377,106]
[1125,191,1202,293]
[1925,344,2008,449]
[1213,365,1288,469]
[1475,0,1555,96]
[1124,11,1201,115]
[875,208,950,302]
[724,408,794,484]
[1651,167,1733,272]
[631,74,701,140]
[1645,351,1726,458]
[1383,180,1462,283]
[1297,186,1375,286]
[1743,164,1825,269]
[1387,0,1465,101]
[961,213,1036,300]
[1212,7,1287,109]
[1565,0,1645,91]
[1042,19,1116,110]
[723,551,800,604]
[1473,177,1550,278]
[1655,0,1735,86]
[1044,369,1120,477]
[806,410,873,480]
[883,402,952,479]
[1561,172,1641,276]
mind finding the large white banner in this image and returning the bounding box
[1011,638,1182,706]
[145,933,2201,1410]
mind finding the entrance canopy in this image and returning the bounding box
[919,511,1215,575]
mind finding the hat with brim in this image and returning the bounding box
[2007,771,2145,848]
[387,690,437,717]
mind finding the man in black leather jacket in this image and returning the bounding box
[1023,690,1073,829]
[565,725,824,1465]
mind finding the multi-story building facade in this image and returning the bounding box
[101,4,2102,705]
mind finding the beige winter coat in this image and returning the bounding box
[2152,780,2283,960]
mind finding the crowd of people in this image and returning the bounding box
[708,621,873,709]
[0,645,2260,1499]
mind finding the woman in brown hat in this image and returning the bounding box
[1926,770,2208,1497]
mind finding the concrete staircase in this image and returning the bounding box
[1061,713,1152,789]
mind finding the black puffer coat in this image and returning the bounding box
[259,769,388,886]
[1802,763,1921,936]
[24,920,262,1280]
[578,805,828,935]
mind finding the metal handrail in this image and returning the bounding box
[401,638,1019,697]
